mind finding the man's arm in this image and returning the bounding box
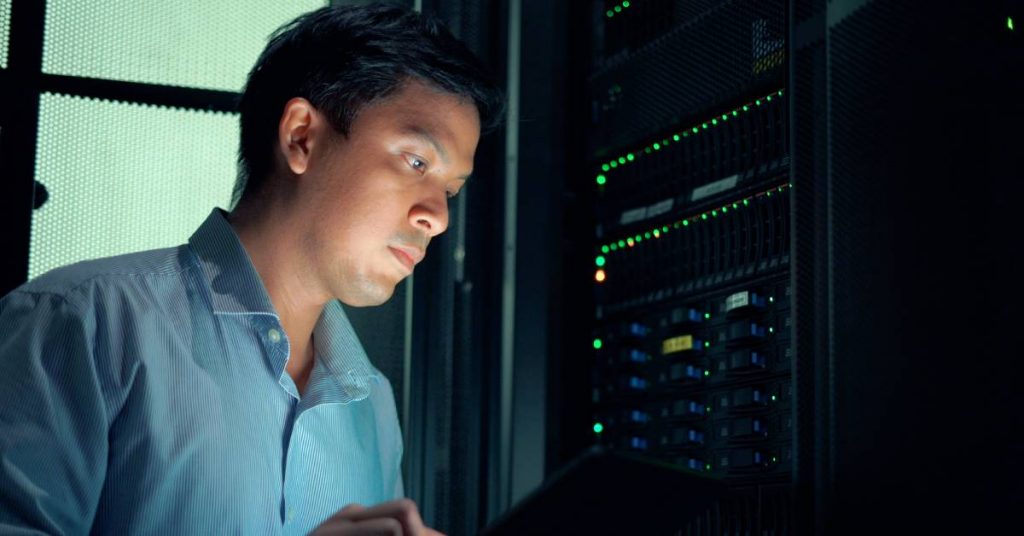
[0,291,109,534]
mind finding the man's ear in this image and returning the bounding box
[277,97,323,176]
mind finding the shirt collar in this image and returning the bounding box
[188,208,277,316]
[188,208,382,399]
[309,300,382,404]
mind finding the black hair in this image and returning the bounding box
[233,3,504,206]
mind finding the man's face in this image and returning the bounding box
[301,80,480,307]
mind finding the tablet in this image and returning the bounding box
[479,446,730,536]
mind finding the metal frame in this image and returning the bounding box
[0,0,238,297]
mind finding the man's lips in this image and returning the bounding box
[389,245,424,272]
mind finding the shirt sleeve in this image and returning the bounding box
[0,291,109,535]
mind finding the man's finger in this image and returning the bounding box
[339,503,366,515]
[343,498,425,535]
[347,517,404,536]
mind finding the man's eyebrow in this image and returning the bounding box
[401,125,472,182]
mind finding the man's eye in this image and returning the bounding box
[407,155,427,172]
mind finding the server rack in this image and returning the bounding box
[557,1,1024,534]
[581,1,795,532]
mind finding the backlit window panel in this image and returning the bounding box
[29,93,237,279]
[42,0,326,91]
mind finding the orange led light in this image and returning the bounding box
[595,269,607,283]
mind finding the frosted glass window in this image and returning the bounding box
[1,0,10,69]
[29,93,238,279]
[42,0,326,91]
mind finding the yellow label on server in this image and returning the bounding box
[662,335,694,355]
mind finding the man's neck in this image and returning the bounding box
[227,202,326,395]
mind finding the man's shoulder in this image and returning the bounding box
[16,245,196,304]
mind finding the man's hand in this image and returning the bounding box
[311,498,445,535]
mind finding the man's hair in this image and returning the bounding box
[233,3,504,206]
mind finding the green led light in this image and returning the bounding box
[1009,17,1015,30]
[766,95,773,102]
[778,89,784,96]
[743,199,750,206]
[627,153,635,161]
[703,370,710,377]
[766,191,772,197]
[662,138,669,145]
[711,210,717,217]
[705,464,712,471]
[732,110,738,116]
[743,105,749,111]
[772,456,778,463]
[769,296,775,303]
[618,240,626,248]
[593,338,603,350]
[704,341,710,348]
[711,119,717,125]
[682,220,689,227]
[614,5,622,13]
[652,230,660,238]
[622,0,630,7]
[756,99,762,106]
[691,127,698,134]
[662,226,668,233]
[641,232,649,240]
[601,164,610,172]
[607,10,614,17]
[701,213,708,220]
[771,395,778,401]
[593,422,604,434]
[595,255,606,267]
[722,206,728,213]
[601,245,610,254]
[596,174,607,185]
[704,312,710,319]
[618,157,626,164]
[609,244,617,251]
[769,327,775,333]
[733,203,739,209]
[644,147,652,154]
[701,123,708,129]
[706,406,712,413]
[673,134,680,141]
[609,161,618,169]
[653,143,661,150]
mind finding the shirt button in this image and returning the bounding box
[268,328,282,343]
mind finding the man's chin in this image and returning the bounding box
[335,279,397,308]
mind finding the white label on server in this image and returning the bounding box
[619,207,647,225]
[726,291,750,312]
[691,174,739,202]
[647,198,673,218]
[619,198,675,226]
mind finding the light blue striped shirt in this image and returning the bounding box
[0,209,403,535]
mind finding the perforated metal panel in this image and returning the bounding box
[41,0,325,91]
[589,0,785,156]
[1,0,11,69]
[29,93,237,279]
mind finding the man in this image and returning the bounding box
[0,4,502,535]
